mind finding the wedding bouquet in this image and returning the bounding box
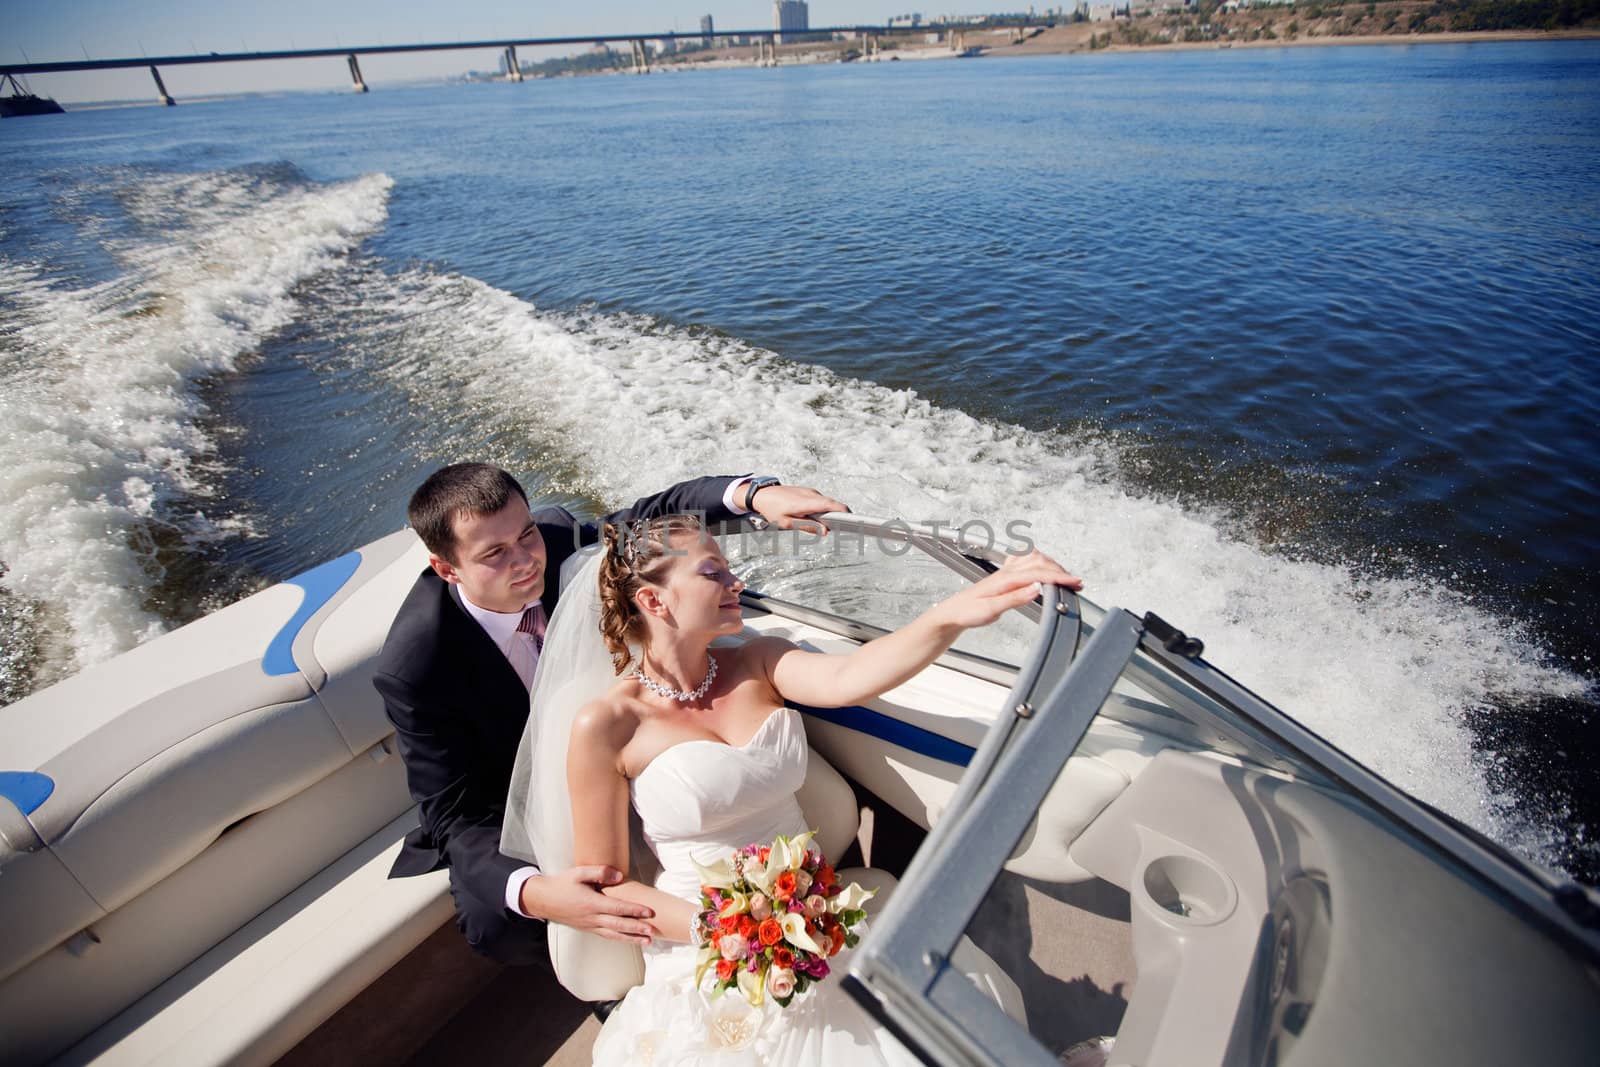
[691,830,875,1008]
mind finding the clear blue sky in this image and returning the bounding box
[7,2,928,103]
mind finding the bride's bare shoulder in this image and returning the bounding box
[729,635,801,677]
[569,689,643,755]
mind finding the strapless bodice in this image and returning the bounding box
[631,706,809,901]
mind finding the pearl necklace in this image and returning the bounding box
[633,654,718,703]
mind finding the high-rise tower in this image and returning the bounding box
[773,0,809,44]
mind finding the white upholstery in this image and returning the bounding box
[0,533,427,1065]
[550,749,862,1002]
[57,809,451,1067]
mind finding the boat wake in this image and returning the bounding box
[0,164,392,697]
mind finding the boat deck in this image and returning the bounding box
[279,799,1136,1064]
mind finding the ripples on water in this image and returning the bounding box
[0,42,1596,879]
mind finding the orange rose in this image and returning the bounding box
[759,847,771,863]
[773,946,794,969]
[718,914,739,933]
[821,916,845,956]
[815,863,837,891]
[738,914,758,939]
[716,958,737,982]
[775,870,798,900]
[758,918,784,946]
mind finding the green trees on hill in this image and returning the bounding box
[1254,0,1595,33]
[1424,0,1600,30]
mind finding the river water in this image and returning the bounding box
[2,41,1596,880]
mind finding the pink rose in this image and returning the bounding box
[719,933,749,961]
[814,932,833,958]
[767,966,797,999]
[749,892,772,921]
[794,869,813,895]
[803,894,827,919]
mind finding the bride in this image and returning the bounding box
[504,514,1081,1064]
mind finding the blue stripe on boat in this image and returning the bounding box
[790,703,975,767]
[0,771,55,815]
[262,551,363,677]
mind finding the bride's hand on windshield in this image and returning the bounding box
[519,865,656,945]
[937,550,1083,630]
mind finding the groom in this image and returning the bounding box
[373,463,847,966]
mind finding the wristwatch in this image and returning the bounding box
[742,476,781,515]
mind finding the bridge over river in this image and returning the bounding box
[0,24,1027,107]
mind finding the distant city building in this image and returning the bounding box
[655,34,678,56]
[887,13,924,27]
[773,0,809,43]
[701,15,715,47]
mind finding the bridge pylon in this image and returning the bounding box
[148,64,174,106]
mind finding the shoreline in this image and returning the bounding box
[1037,27,1600,57]
[652,23,1600,72]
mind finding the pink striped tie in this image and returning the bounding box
[517,603,546,654]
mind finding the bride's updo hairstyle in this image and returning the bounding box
[598,514,707,675]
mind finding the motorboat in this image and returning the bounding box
[1,513,1597,1065]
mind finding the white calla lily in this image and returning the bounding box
[780,912,823,953]
[718,889,748,921]
[773,831,816,872]
[736,964,766,1007]
[742,858,775,896]
[692,855,740,890]
[828,881,877,914]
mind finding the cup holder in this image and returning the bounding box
[1139,853,1236,926]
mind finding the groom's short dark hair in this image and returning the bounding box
[409,463,529,563]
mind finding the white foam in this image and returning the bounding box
[0,168,393,678]
[332,266,1587,867]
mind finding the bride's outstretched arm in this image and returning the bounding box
[568,700,699,943]
[762,550,1082,709]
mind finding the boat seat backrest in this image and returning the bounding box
[549,747,860,1003]
[0,532,425,1063]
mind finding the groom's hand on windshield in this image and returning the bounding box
[751,484,850,535]
[519,865,655,945]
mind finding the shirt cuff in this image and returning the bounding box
[506,865,542,917]
[724,476,755,515]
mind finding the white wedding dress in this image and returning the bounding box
[500,553,1021,1066]
[592,705,1020,1066]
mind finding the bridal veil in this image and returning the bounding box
[503,548,614,875]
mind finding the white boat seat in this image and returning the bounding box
[0,532,427,1064]
[53,809,452,1067]
[549,747,862,1002]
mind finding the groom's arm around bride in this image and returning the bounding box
[372,463,846,966]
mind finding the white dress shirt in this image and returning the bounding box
[473,478,759,918]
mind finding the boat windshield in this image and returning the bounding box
[749,517,1600,1067]
[720,513,1040,669]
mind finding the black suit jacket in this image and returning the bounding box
[373,476,744,901]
